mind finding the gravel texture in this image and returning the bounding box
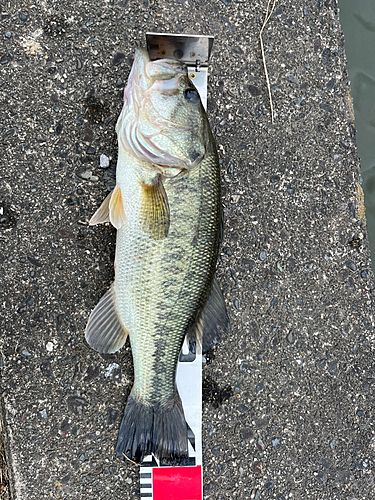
[1,1,375,499]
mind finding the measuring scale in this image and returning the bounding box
[138,32,215,500]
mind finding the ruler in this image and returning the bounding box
[139,32,214,500]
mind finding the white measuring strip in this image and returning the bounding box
[139,338,203,500]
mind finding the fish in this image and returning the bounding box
[85,48,229,464]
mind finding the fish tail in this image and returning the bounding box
[116,392,188,463]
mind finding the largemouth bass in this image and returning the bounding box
[85,48,229,463]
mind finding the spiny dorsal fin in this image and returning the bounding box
[188,275,230,353]
[89,185,126,230]
[85,284,129,354]
[140,175,170,240]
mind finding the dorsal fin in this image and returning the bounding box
[188,275,230,353]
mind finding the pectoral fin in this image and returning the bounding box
[188,275,230,353]
[140,175,170,240]
[85,284,129,354]
[89,191,112,225]
[89,185,126,230]
[109,185,126,230]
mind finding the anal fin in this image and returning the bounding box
[189,275,230,353]
[85,284,128,354]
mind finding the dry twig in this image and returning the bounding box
[259,0,277,123]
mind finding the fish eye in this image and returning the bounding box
[184,88,200,104]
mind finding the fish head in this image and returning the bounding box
[117,48,208,172]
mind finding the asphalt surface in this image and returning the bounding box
[1,1,375,499]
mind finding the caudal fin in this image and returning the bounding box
[116,392,188,463]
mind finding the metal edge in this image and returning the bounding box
[146,32,214,64]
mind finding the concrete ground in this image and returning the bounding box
[1,0,375,499]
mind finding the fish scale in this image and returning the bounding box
[114,147,220,405]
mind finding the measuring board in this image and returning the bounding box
[138,33,214,500]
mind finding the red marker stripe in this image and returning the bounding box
[153,465,202,500]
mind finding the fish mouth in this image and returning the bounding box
[128,48,187,95]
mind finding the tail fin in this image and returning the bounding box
[116,392,188,463]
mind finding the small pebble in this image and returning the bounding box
[100,154,110,168]
[19,12,27,21]
[260,251,267,261]
[79,170,93,180]
[5,31,11,38]
[287,75,299,84]
[255,380,264,394]
[320,103,333,113]
[102,363,119,378]
[113,52,125,66]
[78,170,99,181]
[46,341,54,352]
[345,260,357,271]
[272,437,281,449]
[264,480,274,490]
[320,458,332,469]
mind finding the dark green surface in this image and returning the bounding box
[339,0,375,268]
